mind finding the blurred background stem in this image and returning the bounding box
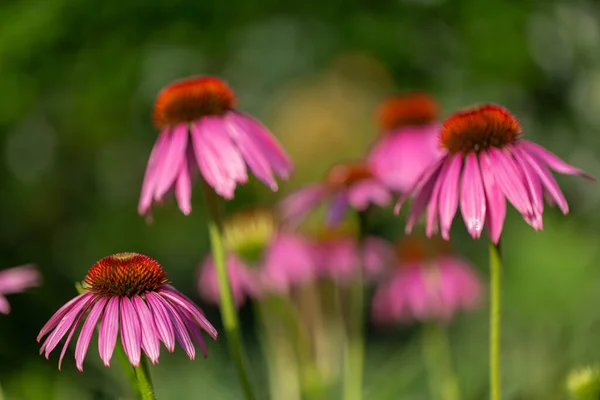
[203,183,256,400]
[133,354,156,400]
[489,241,502,400]
[421,323,461,400]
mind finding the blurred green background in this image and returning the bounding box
[1,0,600,399]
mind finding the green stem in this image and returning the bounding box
[489,241,502,400]
[421,323,461,400]
[203,184,256,400]
[342,212,368,400]
[133,354,156,400]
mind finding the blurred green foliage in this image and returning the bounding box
[1,0,600,399]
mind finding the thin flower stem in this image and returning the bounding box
[421,323,461,400]
[342,212,368,400]
[133,354,156,400]
[489,241,502,400]
[203,183,256,400]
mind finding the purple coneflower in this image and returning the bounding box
[0,264,41,314]
[37,253,218,371]
[396,104,594,243]
[368,93,444,192]
[371,236,482,325]
[138,76,293,216]
[279,161,392,226]
[199,209,316,305]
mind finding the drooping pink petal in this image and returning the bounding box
[516,145,569,214]
[174,155,192,215]
[347,179,392,210]
[510,144,544,226]
[38,293,92,343]
[426,157,453,237]
[459,153,486,239]
[57,297,97,370]
[278,184,328,224]
[145,292,175,352]
[139,129,170,215]
[120,296,142,367]
[261,232,315,293]
[132,295,161,364]
[98,296,120,366]
[521,140,595,180]
[191,118,247,199]
[0,296,9,314]
[75,297,107,371]
[326,191,349,226]
[394,157,445,216]
[0,264,41,294]
[40,293,94,356]
[159,286,218,340]
[154,124,189,201]
[487,147,535,221]
[224,115,278,190]
[479,152,506,244]
[437,154,463,240]
[405,159,446,234]
[230,113,293,179]
[161,297,195,360]
[181,312,209,358]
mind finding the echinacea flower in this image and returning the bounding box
[198,209,315,306]
[138,76,293,216]
[396,104,594,243]
[279,161,392,226]
[312,225,393,284]
[368,92,444,192]
[371,236,482,325]
[0,264,41,314]
[38,253,218,371]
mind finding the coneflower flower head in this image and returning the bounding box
[371,236,482,325]
[0,264,41,314]
[567,365,600,400]
[38,253,217,371]
[279,160,392,226]
[396,104,594,243]
[368,92,444,192]
[139,76,293,216]
[199,209,315,305]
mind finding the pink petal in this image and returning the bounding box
[132,295,161,364]
[0,264,41,294]
[174,157,192,215]
[278,184,328,224]
[120,296,142,367]
[479,152,507,244]
[459,153,486,239]
[75,297,107,371]
[145,292,176,352]
[426,157,453,237]
[230,112,293,179]
[57,297,97,370]
[38,293,92,343]
[347,179,392,210]
[0,296,9,314]
[161,297,195,359]
[326,191,349,226]
[438,154,463,240]
[405,159,446,234]
[159,288,218,340]
[181,312,209,358]
[98,296,120,366]
[394,157,445,215]
[521,140,595,180]
[191,118,248,199]
[154,124,189,201]
[138,129,170,215]
[510,144,544,227]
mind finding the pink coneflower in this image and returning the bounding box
[138,76,293,216]
[279,161,392,226]
[199,209,316,305]
[0,264,41,314]
[37,253,218,371]
[371,236,482,325]
[368,93,444,192]
[312,226,393,284]
[396,104,594,244]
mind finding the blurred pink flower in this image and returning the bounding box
[138,76,293,216]
[279,161,392,226]
[0,264,41,314]
[368,92,444,192]
[313,234,393,284]
[38,253,217,371]
[371,237,482,325]
[396,104,594,244]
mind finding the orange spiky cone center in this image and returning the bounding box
[84,253,169,297]
[153,76,237,129]
[440,104,522,154]
[377,92,439,132]
[325,162,373,189]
